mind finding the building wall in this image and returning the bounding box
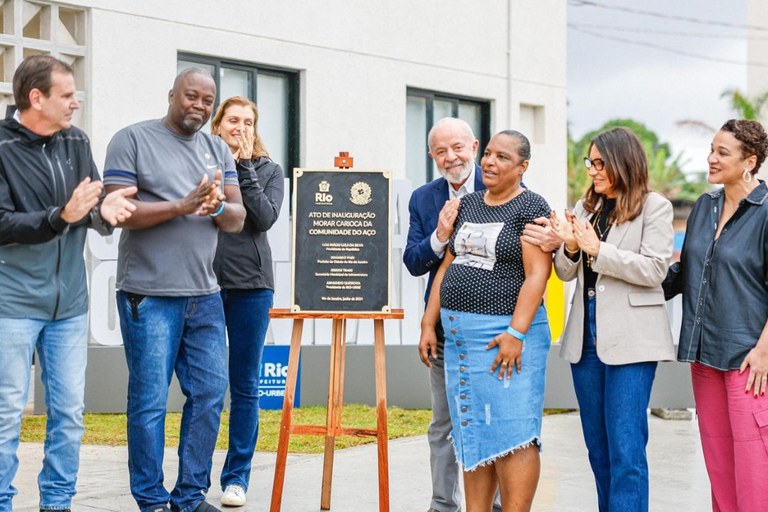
[747,0,768,95]
[75,0,568,349]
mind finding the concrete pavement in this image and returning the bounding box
[11,412,711,511]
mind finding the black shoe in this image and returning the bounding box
[149,507,171,512]
[193,502,221,512]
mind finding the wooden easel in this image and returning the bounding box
[269,152,403,511]
[268,309,404,512]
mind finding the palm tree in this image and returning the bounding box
[677,88,768,134]
[720,88,768,121]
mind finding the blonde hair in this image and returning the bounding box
[211,96,269,159]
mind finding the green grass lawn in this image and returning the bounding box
[21,406,571,454]
[21,405,432,454]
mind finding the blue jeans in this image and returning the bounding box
[571,291,657,512]
[0,314,87,512]
[219,288,272,491]
[117,292,227,512]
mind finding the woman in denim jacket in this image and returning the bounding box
[664,119,768,511]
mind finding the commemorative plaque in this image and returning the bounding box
[291,169,391,312]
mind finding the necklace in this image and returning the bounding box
[586,201,611,268]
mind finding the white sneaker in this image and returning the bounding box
[220,484,246,507]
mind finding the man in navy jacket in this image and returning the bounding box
[403,117,491,512]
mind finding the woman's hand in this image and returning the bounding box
[571,216,601,257]
[419,326,438,368]
[739,344,768,397]
[235,127,255,161]
[486,332,523,380]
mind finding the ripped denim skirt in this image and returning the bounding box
[441,304,551,471]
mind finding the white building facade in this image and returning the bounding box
[1,0,568,351]
[2,0,574,417]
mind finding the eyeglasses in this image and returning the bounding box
[583,157,605,172]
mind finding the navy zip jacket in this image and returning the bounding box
[0,118,110,320]
[214,156,284,290]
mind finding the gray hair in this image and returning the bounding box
[427,117,476,149]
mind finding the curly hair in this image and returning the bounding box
[720,119,768,174]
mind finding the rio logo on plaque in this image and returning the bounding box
[291,169,391,312]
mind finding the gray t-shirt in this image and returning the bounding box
[103,119,238,296]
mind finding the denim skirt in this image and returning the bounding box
[442,305,551,471]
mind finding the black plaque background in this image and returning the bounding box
[293,170,390,312]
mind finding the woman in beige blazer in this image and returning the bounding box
[552,127,675,512]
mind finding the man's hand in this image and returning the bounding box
[436,199,460,243]
[196,169,226,216]
[99,186,138,226]
[418,327,438,368]
[522,215,563,253]
[175,174,219,216]
[61,178,103,223]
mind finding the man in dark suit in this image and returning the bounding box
[403,117,492,512]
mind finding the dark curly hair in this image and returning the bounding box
[720,119,768,174]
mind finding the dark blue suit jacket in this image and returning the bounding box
[402,164,486,303]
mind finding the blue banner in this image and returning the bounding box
[259,345,300,410]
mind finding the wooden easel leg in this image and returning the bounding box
[320,318,345,509]
[373,319,390,512]
[269,319,304,512]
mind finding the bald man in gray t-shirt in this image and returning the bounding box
[103,69,245,512]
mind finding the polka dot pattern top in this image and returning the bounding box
[440,189,551,315]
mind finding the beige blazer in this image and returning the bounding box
[554,192,676,365]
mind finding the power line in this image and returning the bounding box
[568,0,768,32]
[570,24,768,67]
[571,22,768,40]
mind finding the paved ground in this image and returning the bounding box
[11,412,710,511]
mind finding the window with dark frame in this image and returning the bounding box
[406,88,491,188]
[177,53,300,180]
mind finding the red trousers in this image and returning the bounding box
[691,363,768,512]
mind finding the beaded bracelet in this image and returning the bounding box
[506,326,527,341]
[209,202,226,217]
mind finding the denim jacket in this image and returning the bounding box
[664,181,768,370]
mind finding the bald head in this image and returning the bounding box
[165,68,216,136]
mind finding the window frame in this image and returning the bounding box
[407,87,491,184]
[177,52,300,178]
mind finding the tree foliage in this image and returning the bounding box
[720,88,768,121]
[567,119,708,206]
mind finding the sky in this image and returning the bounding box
[567,0,752,173]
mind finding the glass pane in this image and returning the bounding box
[434,99,454,122]
[220,67,250,102]
[256,73,289,170]
[459,102,482,161]
[431,99,456,178]
[406,95,427,187]
[177,60,215,77]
